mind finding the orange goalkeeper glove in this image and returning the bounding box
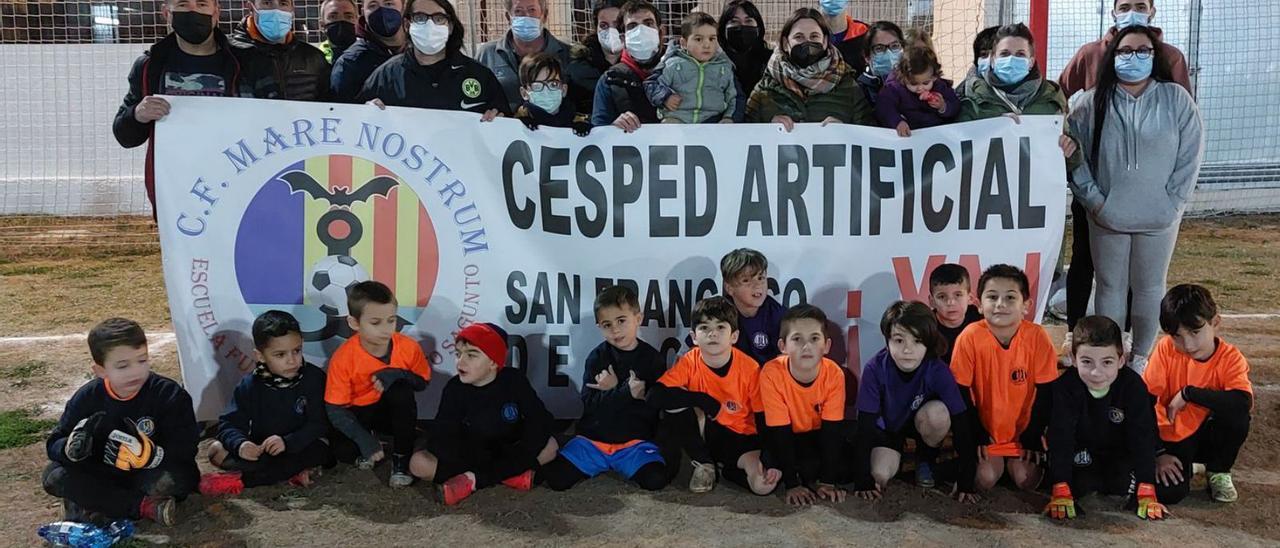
[1044,482,1077,520]
[1136,483,1168,520]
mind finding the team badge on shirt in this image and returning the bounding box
[462,78,482,98]
[1073,449,1092,466]
[501,402,519,422]
[134,417,156,436]
[751,332,768,350]
[1108,407,1125,424]
[1010,368,1028,385]
[910,394,925,411]
[723,400,740,413]
[295,396,308,415]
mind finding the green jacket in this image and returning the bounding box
[745,60,873,125]
[958,76,1082,169]
[957,76,1067,121]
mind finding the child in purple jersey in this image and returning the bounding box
[719,248,785,366]
[853,301,976,502]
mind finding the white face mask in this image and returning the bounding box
[625,24,660,61]
[409,20,449,55]
[598,27,623,54]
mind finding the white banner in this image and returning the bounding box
[155,96,1065,420]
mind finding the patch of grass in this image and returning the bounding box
[1,360,47,380]
[0,408,56,449]
[0,264,55,276]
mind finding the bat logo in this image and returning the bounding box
[277,171,399,256]
[279,171,398,208]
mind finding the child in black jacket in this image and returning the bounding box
[409,323,558,505]
[199,311,333,496]
[1045,316,1166,521]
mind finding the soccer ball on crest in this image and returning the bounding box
[307,254,369,317]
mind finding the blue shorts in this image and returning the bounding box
[560,436,664,480]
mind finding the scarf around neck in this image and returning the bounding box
[765,45,843,97]
[254,362,303,389]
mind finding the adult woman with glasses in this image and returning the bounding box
[1065,25,1203,375]
[359,0,509,119]
[855,21,903,106]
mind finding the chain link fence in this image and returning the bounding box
[1,0,1277,244]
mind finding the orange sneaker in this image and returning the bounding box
[288,467,322,487]
[439,473,476,506]
[198,471,244,497]
[501,470,534,491]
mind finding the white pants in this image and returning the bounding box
[1087,219,1180,359]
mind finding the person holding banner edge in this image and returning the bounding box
[1065,25,1203,373]
[958,23,1079,162]
[744,7,873,131]
[112,0,243,217]
[359,0,509,120]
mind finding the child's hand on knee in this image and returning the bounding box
[1156,454,1183,486]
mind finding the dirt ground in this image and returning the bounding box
[3,215,1280,547]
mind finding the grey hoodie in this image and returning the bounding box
[1067,81,1204,232]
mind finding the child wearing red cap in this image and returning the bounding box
[408,322,558,506]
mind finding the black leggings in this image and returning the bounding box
[1066,198,1093,330]
[664,408,758,490]
[330,382,418,461]
[1156,412,1251,505]
[219,439,334,487]
[42,461,198,520]
[541,456,667,491]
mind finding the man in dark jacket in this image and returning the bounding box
[332,0,406,103]
[475,0,582,114]
[112,0,243,217]
[230,0,330,101]
[590,0,664,131]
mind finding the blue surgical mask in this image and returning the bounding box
[511,16,542,42]
[819,0,846,17]
[528,88,562,114]
[871,50,900,78]
[993,55,1031,85]
[977,57,991,75]
[255,9,293,44]
[1114,55,1153,83]
[1114,10,1150,30]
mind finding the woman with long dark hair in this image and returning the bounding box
[717,0,769,93]
[744,8,872,130]
[1066,25,1203,373]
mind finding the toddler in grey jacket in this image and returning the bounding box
[643,12,738,124]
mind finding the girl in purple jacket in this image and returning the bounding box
[875,44,960,136]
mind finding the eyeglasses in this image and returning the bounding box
[871,42,903,55]
[1116,47,1154,60]
[409,13,449,25]
[527,80,563,92]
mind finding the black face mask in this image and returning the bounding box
[325,20,357,50]
[725,26,760,52]
[171,11,214,45]
[788,41,826,68]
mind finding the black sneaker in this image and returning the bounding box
[389,454,414,488]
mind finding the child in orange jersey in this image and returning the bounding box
[648,296,780,495]
[1145,284,1252,504]
[759,304,848,506]
[950,264,1059,492]
[324,281,430,488]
